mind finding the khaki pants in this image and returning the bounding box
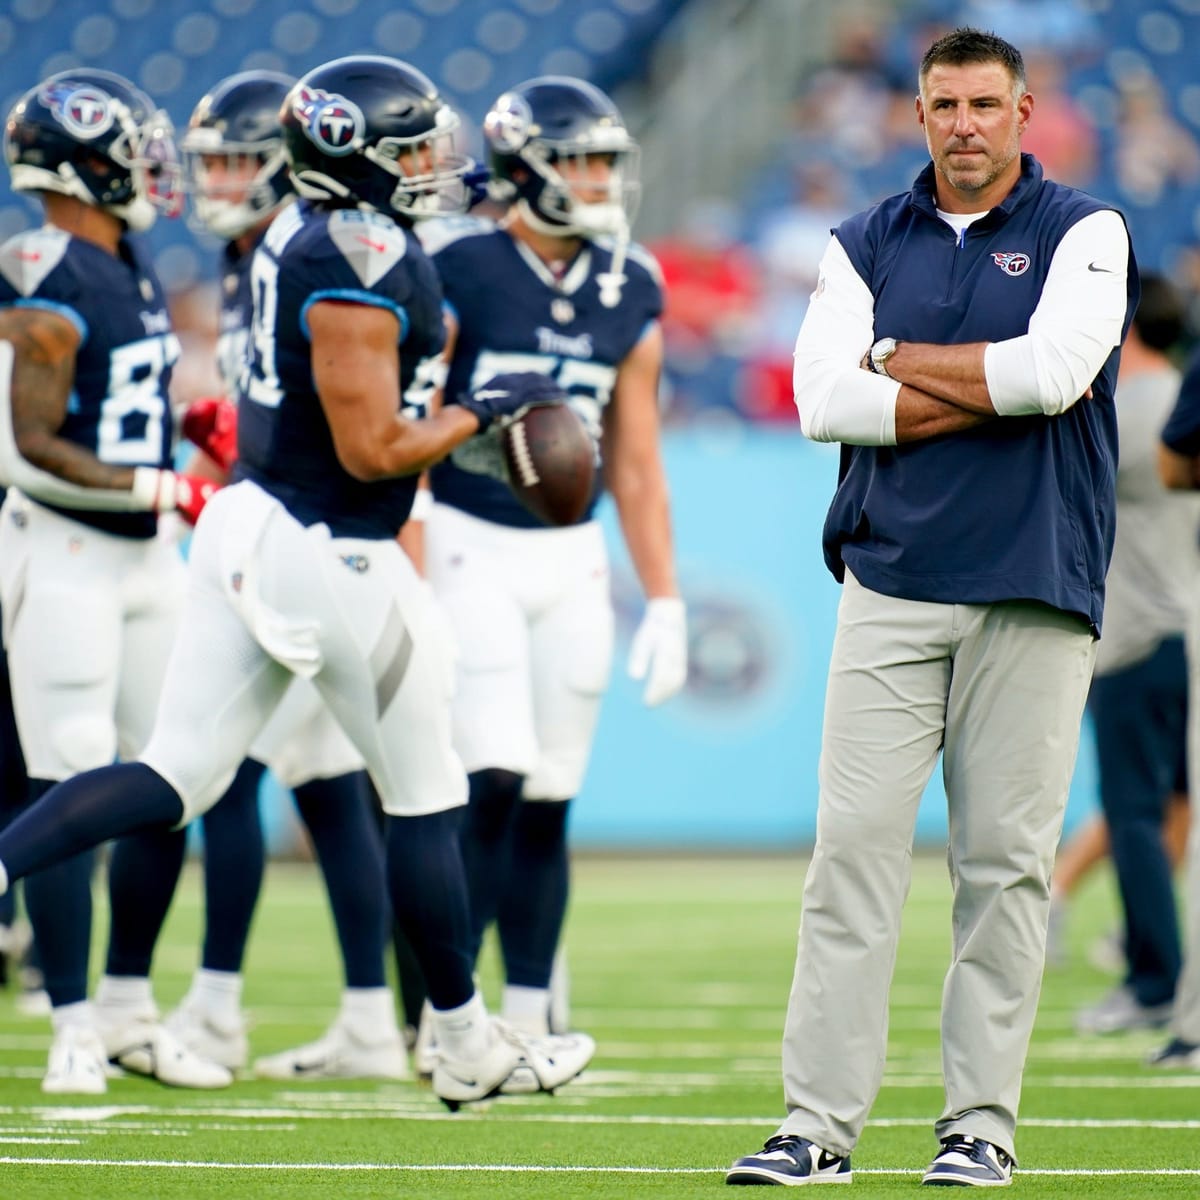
[778,573,1096,1158]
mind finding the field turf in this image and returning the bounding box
[0,853,1196,1197]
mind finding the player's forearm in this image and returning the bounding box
[894,385,995,442]
[373,406,481,479]
[1158,444,1200,490]
[882,341,996,414]
[610,471,679,598]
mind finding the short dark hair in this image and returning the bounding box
[1132,272,1185,351]
[920,27,1026,93]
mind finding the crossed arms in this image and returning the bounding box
[792,209,1130,445]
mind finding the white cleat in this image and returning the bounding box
[164,998,250,1072]
[42,1025,109,1095]
[432,1018,594,1111]
[498,1029,594,1096]
[253,1018,410,1082]
[97,1014,234,1089]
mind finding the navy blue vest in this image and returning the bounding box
[825,155,1138,633]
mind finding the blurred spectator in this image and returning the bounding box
[1112,74,1200,208]
[788,15,898,169]
[650,197,759,360]
[741,163,856,422]
[648,197,762,423]
[954,0,1101,64]
[1020,52,1097,188]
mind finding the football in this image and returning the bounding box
[502,402,597,526]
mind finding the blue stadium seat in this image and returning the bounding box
[0,0,689,289]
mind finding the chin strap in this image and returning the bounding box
[596,229,628,309]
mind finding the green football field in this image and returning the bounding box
[0,852,1197,1198]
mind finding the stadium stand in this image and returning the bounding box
[0,0,689,289]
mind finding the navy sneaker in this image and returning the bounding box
[726,1134,851,1186]
[923,1135,1013,1187]
[1146,1037,1200,1069]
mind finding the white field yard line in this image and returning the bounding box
[7,1103,1200,1130]
[1,1157,1199,1178]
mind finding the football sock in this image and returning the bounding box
[461,768,524,958]
[339,985,398,1037]
[294,770,388,989]
[188,968,244,1023]
[49,999,93,1033]
[22,778,93,1008]
[501,983,551,1036]
[104,825,187,976]
[385,807,474,1011]
[199,758,266,973]
[498,798,570,989]
[95,972,154,1015]
[433,989,489,1060]
[0,763,184,882]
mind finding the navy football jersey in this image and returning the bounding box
[233,201,446,539]
[422,217,664,528]
[0,226,179,539]
[215,236,254,398]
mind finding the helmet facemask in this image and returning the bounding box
[183,131,289,239]
[104,105,182,230]
[362,104,473,219]
[512,137,640,239]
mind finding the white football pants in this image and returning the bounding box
[0,490,184,779]
[425,502,614,801]
[141,480,465,823]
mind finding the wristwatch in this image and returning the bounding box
[869,337,900,379]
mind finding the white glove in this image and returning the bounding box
[627,596,688,707]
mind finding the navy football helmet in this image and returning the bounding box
[281,55,473,221]
[183,70,294,240]
[3,68,181,231]
[483,76,640,240]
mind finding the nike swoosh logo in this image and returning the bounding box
[817,1151,843,1169]
[1087,262,1113,273]
[291,1060,328,1075]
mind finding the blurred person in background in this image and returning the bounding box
[1152,345,1200,1069]
[111,69,410,1083]
[1112,74,1200,209]
[415,74,687,1054]
[0,67,229,1093]
[0,53,595,1110]
[1070,274,1199,1036]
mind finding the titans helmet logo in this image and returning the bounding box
[484,91,533,154]
[991,251,1031,277]
[40,82,115,140]
[294,86,364,156]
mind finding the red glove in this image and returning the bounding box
[182,396,239,473]
[174,473,220,526]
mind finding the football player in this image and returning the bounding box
[0,54,594,1109]
[417,76,687,1044]
[101,70,409,1081]
[0,69,231,1092]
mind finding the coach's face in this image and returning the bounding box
[917,60,1033,212]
